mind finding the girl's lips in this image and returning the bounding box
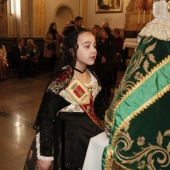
[90,56,96,60]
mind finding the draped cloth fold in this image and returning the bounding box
[103,36,170,170]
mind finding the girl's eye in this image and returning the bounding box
[85,46,90,48]
[94,45,97,49]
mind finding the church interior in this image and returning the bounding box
[0,0,154,169]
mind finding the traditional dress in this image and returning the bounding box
[102,1,170,169]
[23,65,107,170]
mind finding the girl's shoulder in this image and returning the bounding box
[47,65,73,94]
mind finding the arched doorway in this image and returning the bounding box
[54,5,74,34]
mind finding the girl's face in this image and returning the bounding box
[75,32,97,68]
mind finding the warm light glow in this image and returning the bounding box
[16,0,21,18]
[143,10,145,24]
[15,115,22,144]
[149,10,152,21]
[10,0,14,14]
[137,10,140,24]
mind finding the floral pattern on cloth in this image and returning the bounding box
[105,37,159,133]
[103,36,170,170]
[113,121,170,170]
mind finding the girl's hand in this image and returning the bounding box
[36,160,52,170]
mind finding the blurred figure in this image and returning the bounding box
[43,22,60,72]
[91,24,101,42]
[25,39,40,76]
[12,37,27,79]
[63,16,84,37]
[0,41,8,81]
[60,20,75,41]
[102,21,110,28]
[96,26,114,96]
[111,28,124,87]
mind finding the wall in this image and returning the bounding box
[46,0,80,33]
[0,1,8,36]
[1,0,131,37]
[45,0,131,32]
[86,0,130,29]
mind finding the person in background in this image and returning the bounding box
[111,28,124,87]
[25,39,40,76]
[0,41,8,81]
[60,20,75,41]
[63,16,84,37]
[96,26,114,97]
[43,22,60,72]
[12,37,27,79]
[103,0,170,169]
[102,21,110,28]
[91,24,101,42]
[23,29,108,170]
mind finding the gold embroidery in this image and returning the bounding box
[66,77,90,105]
[112,84,170,146]
[105,55,170,131]
[104,146,114,170]
[104,38,170,169]
[105,125,170,169]
[114,127,170,170]
[112,158,130,170]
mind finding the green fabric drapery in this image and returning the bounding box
[103,37,170,170]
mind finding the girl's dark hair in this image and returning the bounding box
[53,28,88,74]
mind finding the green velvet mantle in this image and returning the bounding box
[103,37,170,170]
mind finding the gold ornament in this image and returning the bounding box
[168,1,170,12]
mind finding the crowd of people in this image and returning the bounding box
[12,38,40,79]
[0,38,40,80]
[1,16,124,87]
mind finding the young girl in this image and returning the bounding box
[23,29,108,170]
